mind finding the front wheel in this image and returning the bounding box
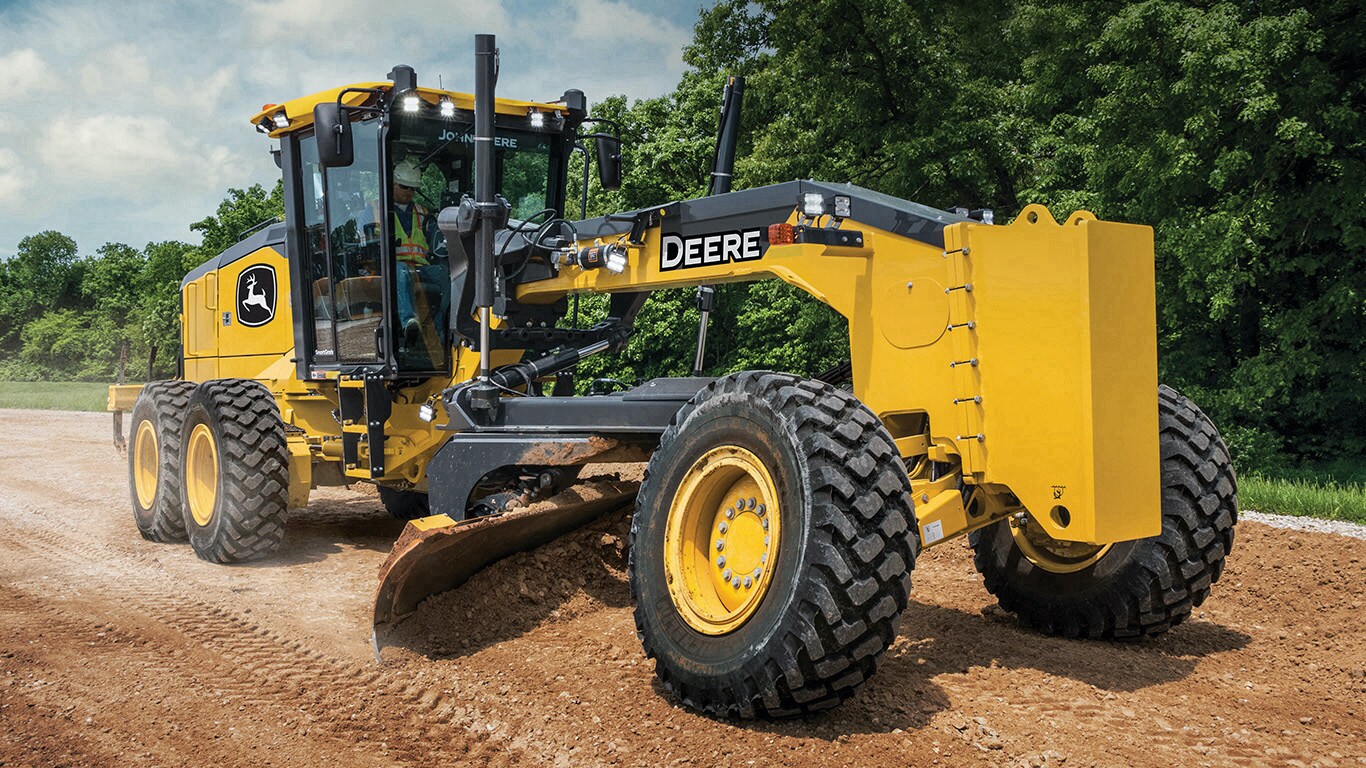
[970,384,1238,639]
[630,371,918,718]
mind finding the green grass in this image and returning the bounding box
[1240,474,1366,524]
[0,380,117,412]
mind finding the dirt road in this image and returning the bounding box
[1,409,1362,767]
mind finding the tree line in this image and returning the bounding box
[0,185,283,382]
[1,0,1360,474]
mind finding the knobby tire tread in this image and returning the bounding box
[630,371,918,718]
[184,379,289,564]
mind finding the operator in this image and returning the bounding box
[389,157,447,346]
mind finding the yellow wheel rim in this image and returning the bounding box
[1011,519,1112,574]
[185,422,219,527]
[133,419,159,509]
[664,445,781,635]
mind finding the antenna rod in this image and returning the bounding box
[473,33,498,381]
[693,75,745,376]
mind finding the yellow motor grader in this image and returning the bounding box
[110,34,1238,717]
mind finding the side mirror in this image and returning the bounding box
[595,134,622,191]
[313,102,353,168]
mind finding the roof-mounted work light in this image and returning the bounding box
[387,64,419,113]
[801,192,825,217]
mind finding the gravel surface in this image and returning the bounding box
[2,410,1363,767]
[1242,509,1366,540]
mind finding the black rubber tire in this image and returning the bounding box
[630,371,918,718]
[127,380,198,543]
[970,384,1238,639]
[378,486,430,520]
[180,379,289,564]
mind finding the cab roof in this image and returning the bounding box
[249,82,568,139]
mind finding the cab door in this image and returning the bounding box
[295,120,389,372]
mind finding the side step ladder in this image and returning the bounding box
[338,372,392,479]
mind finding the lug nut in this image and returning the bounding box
[724,507,735,520]
[722,568,732,580]
[764,536,770,547]
[761,517,769,531]
[753,567,762,578]
[718,521,729,534]
[760,552,767,563]
[731,578,741,589]
[747,497,756,510]
[743,576,753,588]
[716,555,726,568]
[735,497,744,510]
[716,540,725,551]
[756,503,766,516]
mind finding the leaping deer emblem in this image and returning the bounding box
[242,274,272,318]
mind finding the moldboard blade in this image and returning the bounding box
[372,478,639,654]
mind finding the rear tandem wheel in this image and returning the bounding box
[128,380,198,542]
[630,371,918,718]
[179,379,290,563]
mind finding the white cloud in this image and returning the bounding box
[247,0,511,53]
[0,48,56,100]
[78,44,152,96]
[0,149,29,204]
[37,114,243,190]
[0,0,699,256]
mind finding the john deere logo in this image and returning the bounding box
[659,228,764,272]
[236,264,276,327]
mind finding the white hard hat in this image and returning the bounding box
[394,158,422,187]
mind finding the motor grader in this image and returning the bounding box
[110,34,1238,718]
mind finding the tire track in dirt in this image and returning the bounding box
[2,585,397,768]
[0,524,537,767]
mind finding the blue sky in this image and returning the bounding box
[0,0,708,260]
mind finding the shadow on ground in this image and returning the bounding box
[244,493,406,568]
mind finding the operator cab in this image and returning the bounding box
[254,70,608,380]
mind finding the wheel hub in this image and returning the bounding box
[1010,517,1111,574]
[185,422,219,527]
[664,446,780,635]
[133,420,159,509]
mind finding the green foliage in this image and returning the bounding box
[0,184,282,382]
[191,182,285,256]
[1011,0,1366,466]
[0,231,82,350]
[574,0,1363,476]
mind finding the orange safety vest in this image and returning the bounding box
[393,204,431,266]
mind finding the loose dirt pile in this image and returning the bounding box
[1,410,1363,768]
[383,507,634,658]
